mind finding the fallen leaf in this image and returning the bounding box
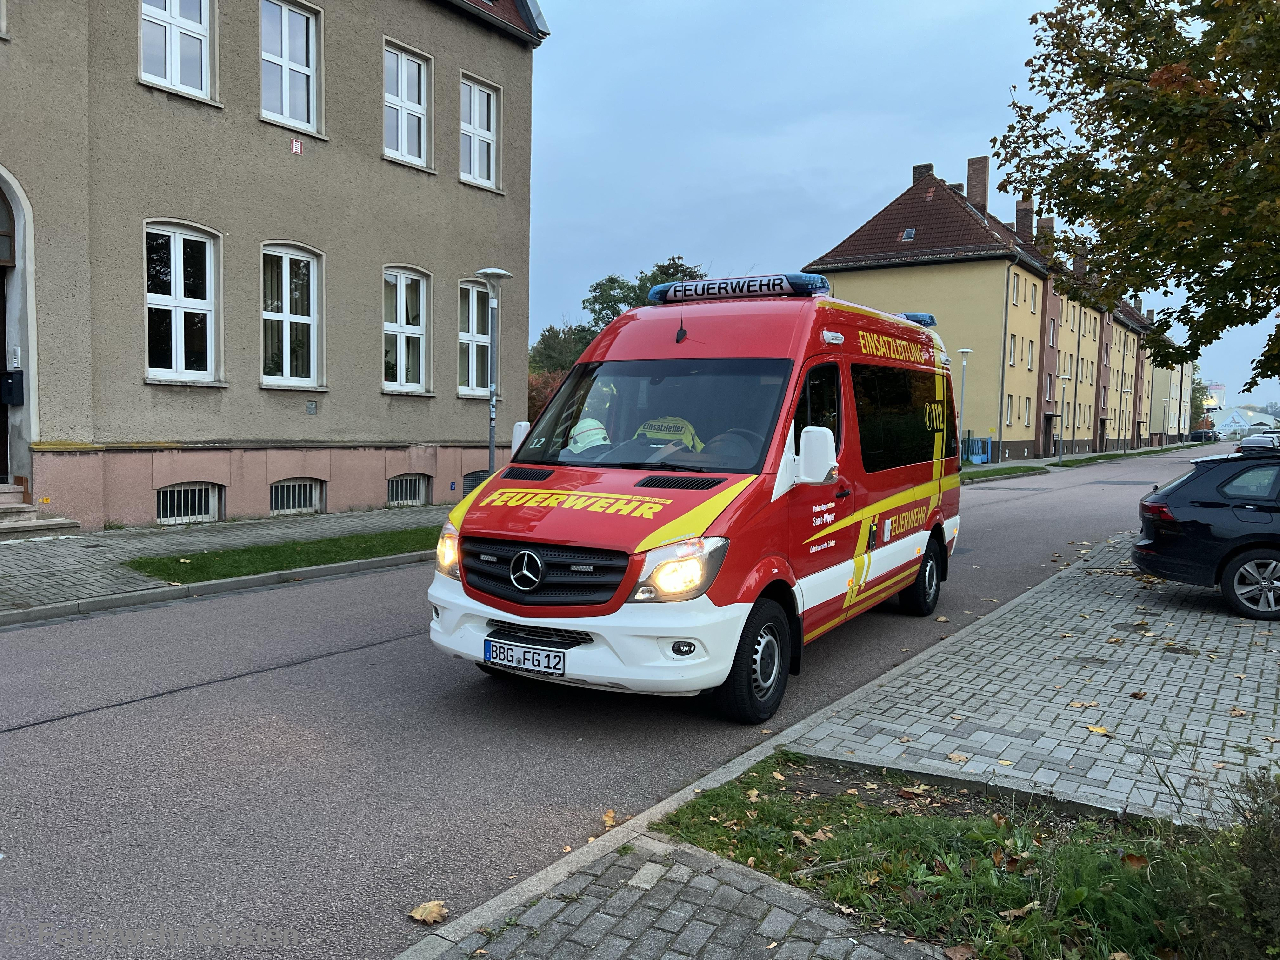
[1214,762,1226,769]
[863,870,881,886]
[1130,691,1147,700]
[746,856,755,867]
[178,558,191,564]
[950,714,964,720]
[946,752,969,764]
[602,809,616,829]
[998,759,1014,766]
[562,846,572,852]
[747,788,760,803]
[812,829,833,842]
[408,901,448,925]
[1106,637,1124,645]
[897,736,913,743]
[998,900,1041,920]
[991,848,1005,867]
[587,837,596,843]
[945,948,978,960]
[1230,708,1249,718]
[1121,853,1149,870]
[1069,701,1100,708]
[1234,674,1247,680]
[863,782,879,790]
[1263,737,1280,744]
[981,598,999,602]
[772,771,785,781]
[761,729,772,734]
[844,787,858,796]
[936,616,950,622]
[167,581,182,586]
[992,813,1009,828]
[1108,953,1131,960]
[1060,633,1074,638]
[1087,725,1109,735]
[791,830,811,847]
[767,942,778,950]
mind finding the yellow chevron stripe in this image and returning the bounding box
[448,473,500,529]
[634,475,757,553]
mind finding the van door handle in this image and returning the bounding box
[835,489,852,499]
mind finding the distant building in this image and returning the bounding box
[1212,407,1278,436]
[0,0,548,532]
[1205,383,1227,412]
[804,156,1192,461]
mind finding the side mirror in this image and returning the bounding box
[797,426,837,485]
[512,421,531,452]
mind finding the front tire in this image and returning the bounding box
[1221,549,1280,620]
[898,538,943,616]
[715,599,791,724]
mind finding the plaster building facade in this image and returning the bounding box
[0,0,547,530]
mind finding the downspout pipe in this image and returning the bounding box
[996,262,1013,461]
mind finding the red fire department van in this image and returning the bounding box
[429,274,961,722]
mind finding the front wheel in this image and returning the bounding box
[1221,549,1280,620]
[898,537,943,616]
[715,599,791,724]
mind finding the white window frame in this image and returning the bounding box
[1011,273,1020,305]
[387,473,429,507]
[384,44,431,168]
[260,0,318,133]
[261,245,320,388]
[383,267,431,393]
[270,477,323,515]
[140,0,211,98]
[1030,282,1038,314]
[1006,394,1013,426]
[1027,340,1034,370]
[156,481,222,524]
[1025,396,1031,426]
[458,281,495,398]
[1008,333,1016,366]
[145,223,217,383]
[460,75,498,188]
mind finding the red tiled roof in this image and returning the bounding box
[804,175,1050,277]
[450,0,547,44]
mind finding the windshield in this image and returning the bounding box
[516,358,793,473]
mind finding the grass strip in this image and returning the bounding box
[653,751,1279,960]
[126,525,441,584]
[1056,443,1213,468]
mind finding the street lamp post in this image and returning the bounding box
[956,349,972,463]
[475,267,513,477]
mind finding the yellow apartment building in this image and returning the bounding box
[805,157,1050,462]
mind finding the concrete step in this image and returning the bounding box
[0,517,80,540]
[0,492,25,505]
[0,503,37,518]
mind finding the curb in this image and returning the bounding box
[0,550,436,629]
[959,468,1051,485]
[396,548,1120,959]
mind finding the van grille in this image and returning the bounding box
[634,475,726,490]
[486,619,594,649]
[460,537,629,606]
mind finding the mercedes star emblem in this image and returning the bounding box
[509,550,544,591]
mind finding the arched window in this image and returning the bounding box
[0,189,14,268]
[145,222,218,382]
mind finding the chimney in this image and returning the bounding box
[1072,255,1085,279]
[966,156,989,213]
[1146,309,1155,321]
[948,183,964,193]
[1133,295,1143,314]
[1036,216,1055,238]
[1015,198,1034,240]
[912,163,934,183]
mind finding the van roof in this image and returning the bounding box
[580,295,947,372]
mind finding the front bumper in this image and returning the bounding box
[426,575,751,695]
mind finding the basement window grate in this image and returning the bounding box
[388,473,429,507]
[156,482,221,525]
[270,478,323,516]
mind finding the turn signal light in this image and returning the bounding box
[1140,501,1176,523]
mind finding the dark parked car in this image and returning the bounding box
[1189,429,1217,442]
[1134,451,1280,619]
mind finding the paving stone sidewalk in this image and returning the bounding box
[0,506,449,613]
[422,833,936,960]
[794,533,1280,822]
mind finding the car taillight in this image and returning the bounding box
[1140,501,1176,523]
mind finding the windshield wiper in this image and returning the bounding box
[607,461,715,473]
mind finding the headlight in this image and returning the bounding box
[629,537,728,603]
[435,521,460,579]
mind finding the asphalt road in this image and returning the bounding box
[0,444,1230,959]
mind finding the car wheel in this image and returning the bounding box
[898,537,943,616]
[1221,549,1280,620]
[716,599,791,724]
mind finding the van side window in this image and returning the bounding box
[793,363,841,452]
[849,363,954,472]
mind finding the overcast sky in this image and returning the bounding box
[527,0,1273,405]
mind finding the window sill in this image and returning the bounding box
[384,154,436,175]
[459,176,505,196]
[260,115,329,141]
[383,388,435,398]
[137,77,223,108]
[145,377,228,388]
[261,382,329,392]
[458,391,500,400]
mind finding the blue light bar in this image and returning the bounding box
[648,273,830,304]
[899,312,938,327]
